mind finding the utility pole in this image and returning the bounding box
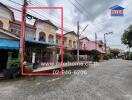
[104,33,107,52]
[21,0,28,72]
[104,32,113,53]
[77,21,80,62]
[95,33,97,50]
[128,46,131,60]
[76,22,88,62]
[23,0,28,40]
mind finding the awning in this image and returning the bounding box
[25,40,59,47]
[0,40,20,50]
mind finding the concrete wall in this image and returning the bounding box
[64,32,77,49]
[0,6,13,30]
[80,38,105,53]
[0,32,16,40]
[35,22,57,43]
[80,39,88,50]
[9,23,36,41]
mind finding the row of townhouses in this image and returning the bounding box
[0,3,105,73]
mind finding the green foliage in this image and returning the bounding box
[59,53,73,62]
[108,52,113,58]
[9,58,21,70]
[8,53,21,70]
[63,53,73,62]
[104,53,111,60]
[121,25,132,48]
[91,50,100,55]
[110,49,120,58]
[124,52,132,60]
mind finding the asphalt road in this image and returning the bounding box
[0,59,132,100]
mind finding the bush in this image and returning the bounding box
[103,53,111,60]
[59,53,73,62]
[4,58,21,79]
[4,53,21,79]
[8,58,21,70]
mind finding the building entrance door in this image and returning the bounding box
[0,50,8,72]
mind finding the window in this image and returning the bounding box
[10,28,14,32]
[80,42,83,49]
[69,40,72,47]
[48,34,54,43]
[56,39,59,44]
[99,45,102,47]
[39,32,46,42]
[0,21,3,28]
[10,28,21,35]
[84,44,86,49]
[56,37,61,44]
[73,41,76,48]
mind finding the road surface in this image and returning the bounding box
[0,59,132,100]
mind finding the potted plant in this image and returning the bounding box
[4,54,21,79]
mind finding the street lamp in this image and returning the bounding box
[104,32,113,53]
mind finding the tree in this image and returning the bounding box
[121,25,132,60]
[121,25,132,48]
[110,49,120,58]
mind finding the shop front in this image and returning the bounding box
[24,40,59,68]
[0,40,19,73]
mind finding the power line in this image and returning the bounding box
[7,5,21,12]
[7,0,104,33]
[24,0,73,31]
[109,44,124,46]
[6,0,70,32]
[31,0,72,24]
[69,0,89,19]
[68,0,113,32]
[7,0,23,5]
[6,0,111,35]
[29,0,73,32]
[68,0,102,31]
[74,0,89,15]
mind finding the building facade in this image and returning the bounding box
[0,3,20,73]
[0,2,106,73]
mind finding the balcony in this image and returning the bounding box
[48,34,54,43]
[39,37,46,42]
[48,40,54,43]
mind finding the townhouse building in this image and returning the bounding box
[24,19,59,64]
[64,32,105,61]
[0,3,20,73]
[64,31,77,50]
[0,3,59,73]
[80,37,104,61]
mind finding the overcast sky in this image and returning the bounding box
[1,0,132,51]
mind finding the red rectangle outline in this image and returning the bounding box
[21,6,64,76]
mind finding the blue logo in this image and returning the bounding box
[110,5,124,16]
